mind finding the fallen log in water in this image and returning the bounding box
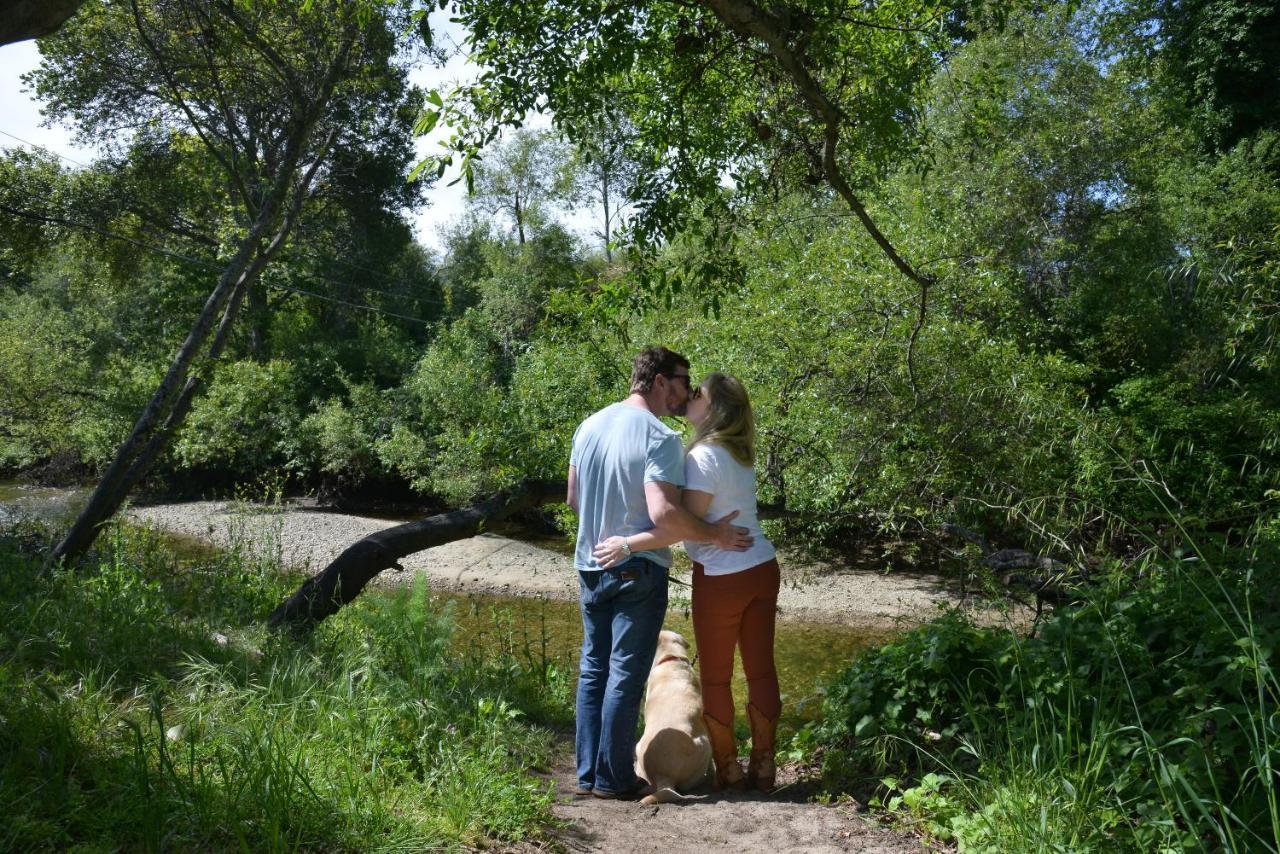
[267,478,564,633]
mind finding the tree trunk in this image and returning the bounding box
[268,479,565,633]
[514,190,526,244]
[49,19,351,566]
[50,226,273,565]
[0,0,86,45]
[119,279,252,492]
[601,161,613,262]
[116,196,308,492]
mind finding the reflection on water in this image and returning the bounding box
[0,482,87,527]
[431,588,891,732]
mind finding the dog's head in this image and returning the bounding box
[652,629,691,668]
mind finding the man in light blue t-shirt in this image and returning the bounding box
[566,346,751,799]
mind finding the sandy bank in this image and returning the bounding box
[128,500,1009,631]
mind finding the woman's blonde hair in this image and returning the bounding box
[688,372,755,466]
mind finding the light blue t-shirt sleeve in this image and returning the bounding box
[645,431,686,486]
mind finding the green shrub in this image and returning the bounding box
[816,555,1280,851]
[174,359,304,476]
[0,523,566,850]
[297,380,393,487]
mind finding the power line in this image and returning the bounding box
[269,281,437,324]
[2,127,451,310]
[290,220,434,288]
[0,128,94,170]
[8,179,454,314]
[0,200,227,271]
[275,248,448,309]
[0,200,439,325]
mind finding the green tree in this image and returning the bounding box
[568,116,643,262]
[31,0,424,563]
[0,150,69,289]
[1107,0,1280,152]
[422,0,1015,316]
[473,223,581,360]
[470,128,574,245]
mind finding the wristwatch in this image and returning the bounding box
[620,537,632,558]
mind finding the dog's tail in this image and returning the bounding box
[640,778,686,805]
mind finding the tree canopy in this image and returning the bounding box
[18,0,434,561]
[422,0,1010,295]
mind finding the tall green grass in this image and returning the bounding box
[0,519,571,851]
[814,533,1280,851]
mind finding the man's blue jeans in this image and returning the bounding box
[575,558,669,794]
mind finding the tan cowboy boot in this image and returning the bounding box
[703,713,745,790]
[746,703,778,792]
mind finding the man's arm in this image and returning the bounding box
[645,480,751,549]
[592,485,745,567]
[641,482,719,544]
[566,465,578,514]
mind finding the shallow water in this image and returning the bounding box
[0,482,86,527]
[431,587,888,732]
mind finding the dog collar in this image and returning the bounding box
[654,654,689,667]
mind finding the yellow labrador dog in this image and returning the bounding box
[635,630,714,805]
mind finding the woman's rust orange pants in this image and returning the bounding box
[691,558,781,725]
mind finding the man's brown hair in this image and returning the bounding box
[630,346,690,394]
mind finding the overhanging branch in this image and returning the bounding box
[267,479,565,633]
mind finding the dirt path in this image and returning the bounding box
[517,749,926,854]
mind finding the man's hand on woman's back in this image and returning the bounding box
[711,510,752,551]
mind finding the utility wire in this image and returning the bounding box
[3,128,451,310]
[276,247,448,309]
[0,200,438,325]
[291,219,436,288]
[0,128,94,169]
[8,179,453,314]
[0,200,226,270]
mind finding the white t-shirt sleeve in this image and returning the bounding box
[685,444,720,494]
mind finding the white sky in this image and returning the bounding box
[0,16,589,253]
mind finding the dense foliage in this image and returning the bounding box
[814,537,1280,849]
[4,1,1274,560]
[0,521,568,849]
[1,0,1278,847]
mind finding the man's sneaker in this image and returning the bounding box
[590,781,655,801]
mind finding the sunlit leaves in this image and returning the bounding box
[419,0,1000,299]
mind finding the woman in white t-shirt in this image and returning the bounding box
[594,372,780,792]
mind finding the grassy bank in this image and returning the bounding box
[0,519,573,850]
[814,538,1280,851]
